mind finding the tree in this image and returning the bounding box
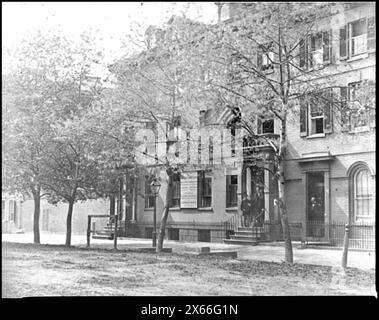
[2,29,108,246]
[2,50,58,243]
[108,15,217,252]
[196,2,344,263]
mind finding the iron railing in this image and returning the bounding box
[305,220,375,250]
[222,214,238,239]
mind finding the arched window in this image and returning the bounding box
[352,167,374,221]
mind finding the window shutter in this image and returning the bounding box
[322,30,332,64]
[308,35,314,68]
[367,16,376,51]
[226,175,230,207]
[324,89,333,133]
[197,171,201,208]
[340,87,350,132]
[299,39,306,68]
[257,49,263,71]
[257,116,262,134]
[300,96,308,137]
[368,80,376,128]
[339,25,348,59]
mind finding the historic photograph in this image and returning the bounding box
[2,2,375,299]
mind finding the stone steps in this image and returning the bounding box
[223,226,267,245]
[223,239,259,245]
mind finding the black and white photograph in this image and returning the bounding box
[2,1,376,301]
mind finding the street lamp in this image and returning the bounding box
[150,178,161,247]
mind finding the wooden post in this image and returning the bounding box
[87,215,91,248]
[342,224,350,269]
[152,194,157,247]
[114,215,118,250]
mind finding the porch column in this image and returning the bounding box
[324,171,330,241]
[301,172,307,242]
[132,177,138,222]
[237,166,243,227]
[246,167,252,198]
[264,166,270,221]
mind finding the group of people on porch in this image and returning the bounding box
[241,185,265,227]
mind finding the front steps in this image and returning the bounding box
[223,226,266,245]
[92,222,123,240]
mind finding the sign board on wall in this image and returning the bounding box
[180,171,198,208]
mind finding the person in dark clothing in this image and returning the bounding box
[251,186,264,227]
[240,194,252,227]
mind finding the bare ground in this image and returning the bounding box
[2,242,375,297]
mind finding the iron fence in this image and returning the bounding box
[305,220,375,250]
[221,219,375,250]
[222,214,238,239]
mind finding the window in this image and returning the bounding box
[168,228,179,241]
[340,17,376,60]
[257,43,275,71]
[198,171,212,208]
[348,82,368,128]
[310,33,324,67]
[350,19,367,56]
[226,175,238,208]
[300,31,331,69]
[300,89,333,136]
[198,229,211,242]
[257,117,274,134]
[309,99,325,134]
[145,227,153,239]
[144,176,155,208]
[171,173,181,208]
[353,168,373,220]
[8,200,16,222]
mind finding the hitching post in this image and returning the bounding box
[342,224,350,269]
[114,215,118,250]
[87,215,91,248]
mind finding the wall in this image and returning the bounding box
[18,198,110,234]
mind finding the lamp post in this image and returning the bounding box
[150,178,161,247]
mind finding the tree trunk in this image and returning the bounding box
[277,161,293,264]
[110,195,115,215]
[32,186,41,244]
[65,199,75,247]
[156,168,173,253]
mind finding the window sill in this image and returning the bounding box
[347,53,369,62]
[169,207,181,211]
[306,133,326,139]
[198,207,213,212]
[226,207,238,211]
[144,208,153,211]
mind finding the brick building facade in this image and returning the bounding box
[126,2,375,246]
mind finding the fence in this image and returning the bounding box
[222,218,375,250]
[259,221,303,242]
[222,214,238,239]
[306,220,375,250]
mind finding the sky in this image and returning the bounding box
[2,2,218,65]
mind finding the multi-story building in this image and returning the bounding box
[122,2,375,248]
[5,3,374,250]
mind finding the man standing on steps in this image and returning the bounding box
[251,186,265,227]
[241,193,252,227]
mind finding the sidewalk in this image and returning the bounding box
[2,232,375,270]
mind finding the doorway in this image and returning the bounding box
[306,172,325,237]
